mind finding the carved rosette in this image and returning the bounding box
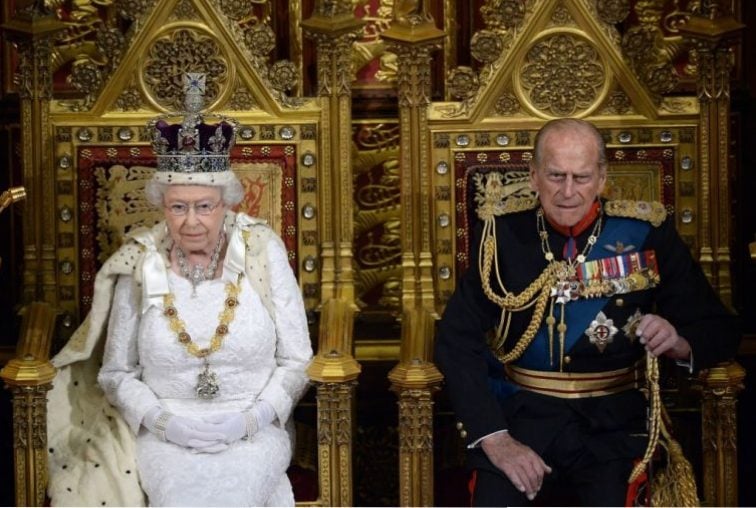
[219,0,252,20]
[142,28,229,111]
[494,92,521,116]
[447,66,479,101]
[228,83,258,110]
[117,0,153,21]
[470,30,503,65]
[244,23,276,57]
[596,0,631,24]
[115,87,144,111]
[481,0,526,31]
[518,32,607,117]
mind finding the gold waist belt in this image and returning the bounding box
[504,362,644,399]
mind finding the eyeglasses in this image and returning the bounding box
[165,200,222,216]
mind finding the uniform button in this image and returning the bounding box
[456,421,464,430]
[460,430,468,439]
[615,298,624,307]
[563,356,571,364]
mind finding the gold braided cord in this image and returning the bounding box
[629,353,699,507]
[479,217,558,363]
[630,352,661,483]
[480,235,556,310]
[493,285,551,364]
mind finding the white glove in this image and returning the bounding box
[143,407,228,453]
[202,400,278,444]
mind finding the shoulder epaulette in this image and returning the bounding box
[477,195,539,221]
[604,200,666,227]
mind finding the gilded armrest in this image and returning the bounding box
[696,360,745,507]
[0,301,58,507]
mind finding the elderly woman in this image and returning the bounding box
[46,75,312,506]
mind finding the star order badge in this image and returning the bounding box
[585,311,618,353]
[622,309,644,342]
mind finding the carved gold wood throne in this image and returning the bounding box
[0,1,363,506]
[385,1,745,506]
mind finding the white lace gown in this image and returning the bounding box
[98,240,312,507]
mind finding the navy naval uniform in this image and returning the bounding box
[434,199,740,506]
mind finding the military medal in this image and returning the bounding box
[585,311,618,353]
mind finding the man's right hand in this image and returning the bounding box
[480,431,552,500]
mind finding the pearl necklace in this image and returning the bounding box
[175,233,224,297]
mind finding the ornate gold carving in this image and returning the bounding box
[519,32,607,117]
[114,87,144,111]
[15,41,54,101]
[228,82,258,110]
[171,0,200,21]
[596,0,631,24]
[396,389,435,452]
[601,89,633,114]
[698,362,745,507]
[550,3,572,26]
[481,0,526,31]
[143,28,229,111]
[392,43,439,108]
[494,92,521,116]
[621,25,679,96]
[314,0,354,17]
[447,66,479,101]
[470,29,503,65]
[117,0,154,21]
[244,23,276,57]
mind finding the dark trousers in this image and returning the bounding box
[470,410,641,507]
[472,456,633,507]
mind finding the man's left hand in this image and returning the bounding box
[635,314,691,360]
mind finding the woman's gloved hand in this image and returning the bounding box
[202,400,278,444]
[143,406,228,453]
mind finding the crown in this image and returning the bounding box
[148,73,237,179]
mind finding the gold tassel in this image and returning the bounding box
[629,353,699,507]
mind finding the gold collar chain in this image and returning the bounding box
[536,207,602,273]
[536,207,603,370]
[162,281,241,398]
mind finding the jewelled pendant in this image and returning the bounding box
[196,361,220,399]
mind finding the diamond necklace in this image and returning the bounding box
[175,233,225,297]
[536,206,603,370]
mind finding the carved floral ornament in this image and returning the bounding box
[142,28,230,111]
[516,31,608,118]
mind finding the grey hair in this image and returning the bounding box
[144,175,245,208]
[532,118,607,170]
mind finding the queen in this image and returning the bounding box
[46,74,313,506]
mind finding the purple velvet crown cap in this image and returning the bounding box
[155,119,235,153]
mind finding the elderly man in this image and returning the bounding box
[435,118,739,506]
